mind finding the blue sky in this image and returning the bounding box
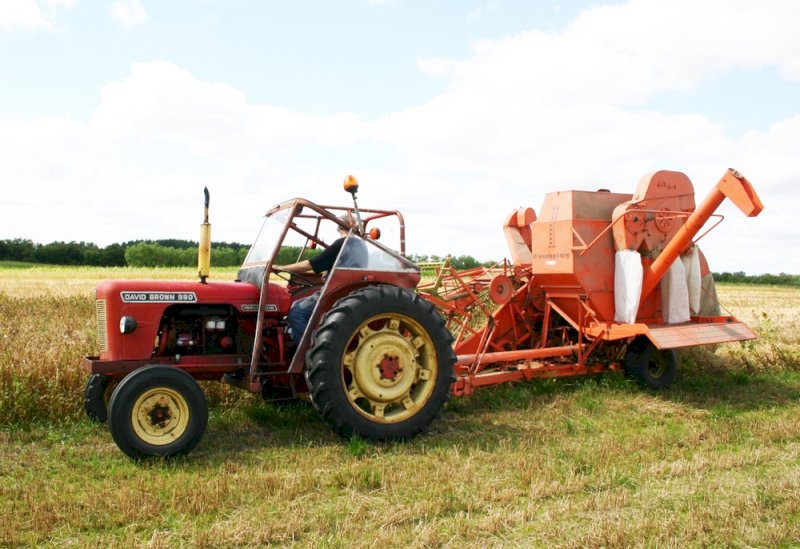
[1,0,799,274]
[2,1,593,118]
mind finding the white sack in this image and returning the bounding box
[614,250,643,324]
[681,246,702,315]
[699,272,721,316]
[661,259,691,324]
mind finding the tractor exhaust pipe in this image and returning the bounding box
[198,187,211,284]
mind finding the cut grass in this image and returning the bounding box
[0,264,240,298]
[3,374,800,547]
[1,266,800,546]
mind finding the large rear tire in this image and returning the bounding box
[107,365,208,460]
[306,285,456,441]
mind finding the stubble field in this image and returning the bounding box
[1,264,799,547]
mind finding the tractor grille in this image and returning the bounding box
[96,299,108,353]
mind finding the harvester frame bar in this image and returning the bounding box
[440,268,621,395]
[452,352,620,396]
[420,261,512,348]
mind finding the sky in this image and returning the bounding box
[1,0,799,275]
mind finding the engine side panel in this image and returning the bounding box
[95,280,276,361]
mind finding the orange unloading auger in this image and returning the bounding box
[637,169,763,302]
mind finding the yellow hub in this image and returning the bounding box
[343,314,437,423]
[131,387,190,446]
[103,382,115,410]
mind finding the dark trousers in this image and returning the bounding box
[287,291,320,342]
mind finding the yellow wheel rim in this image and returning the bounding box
[103,382,115,410]
[131,387,190,446]
[647,352,667,378]
[342,313,438,424]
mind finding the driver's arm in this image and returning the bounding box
[275,259,313,273]
[277,237,345,275]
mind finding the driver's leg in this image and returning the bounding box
[286,291,320,342]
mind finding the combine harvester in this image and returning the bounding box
[418,168,763,394]
[83,169,762,459]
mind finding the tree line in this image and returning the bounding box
[405,254,485,270]
[0,238,250,268]
[0,239,486,270]
[3,239,794,285]
[713,271,800,286]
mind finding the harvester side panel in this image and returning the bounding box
[530,190,632,324]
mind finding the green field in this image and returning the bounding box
[1,265,799,547]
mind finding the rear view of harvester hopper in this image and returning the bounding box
[611,168,763,332]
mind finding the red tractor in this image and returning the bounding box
[84,178,456,459]
[84,170,762,460]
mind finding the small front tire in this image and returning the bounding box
[107,365,208,460]
[624,338,677,389]
[84,374,117,423]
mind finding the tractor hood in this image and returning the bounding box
[93,279,287,361]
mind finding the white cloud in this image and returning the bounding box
[419,0,800,113]
[91,61,365,155]
[468,0,498,21]
[1,0,800,275]
[110,0,148,28]
[366,0,800,273]
[0,0,74,32]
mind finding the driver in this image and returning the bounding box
[276,215,368,342]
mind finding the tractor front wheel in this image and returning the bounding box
[624,337,677,389]
[306,285,456,441]
[107,365,208,460]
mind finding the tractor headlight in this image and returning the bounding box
[120,315,137,334]
[205,319,226,331]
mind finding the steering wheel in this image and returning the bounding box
[272,268,319,288]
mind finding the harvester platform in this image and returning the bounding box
[586,317,756,349]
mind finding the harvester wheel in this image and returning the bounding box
[306,285,456,441]
[107,365,208,460]
[84,373,117,423]
[624,338,677,389]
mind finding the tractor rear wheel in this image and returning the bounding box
[107,365,208,460]
[624,337,677,389]
[306,285,456,441]
[84,373,117,423]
